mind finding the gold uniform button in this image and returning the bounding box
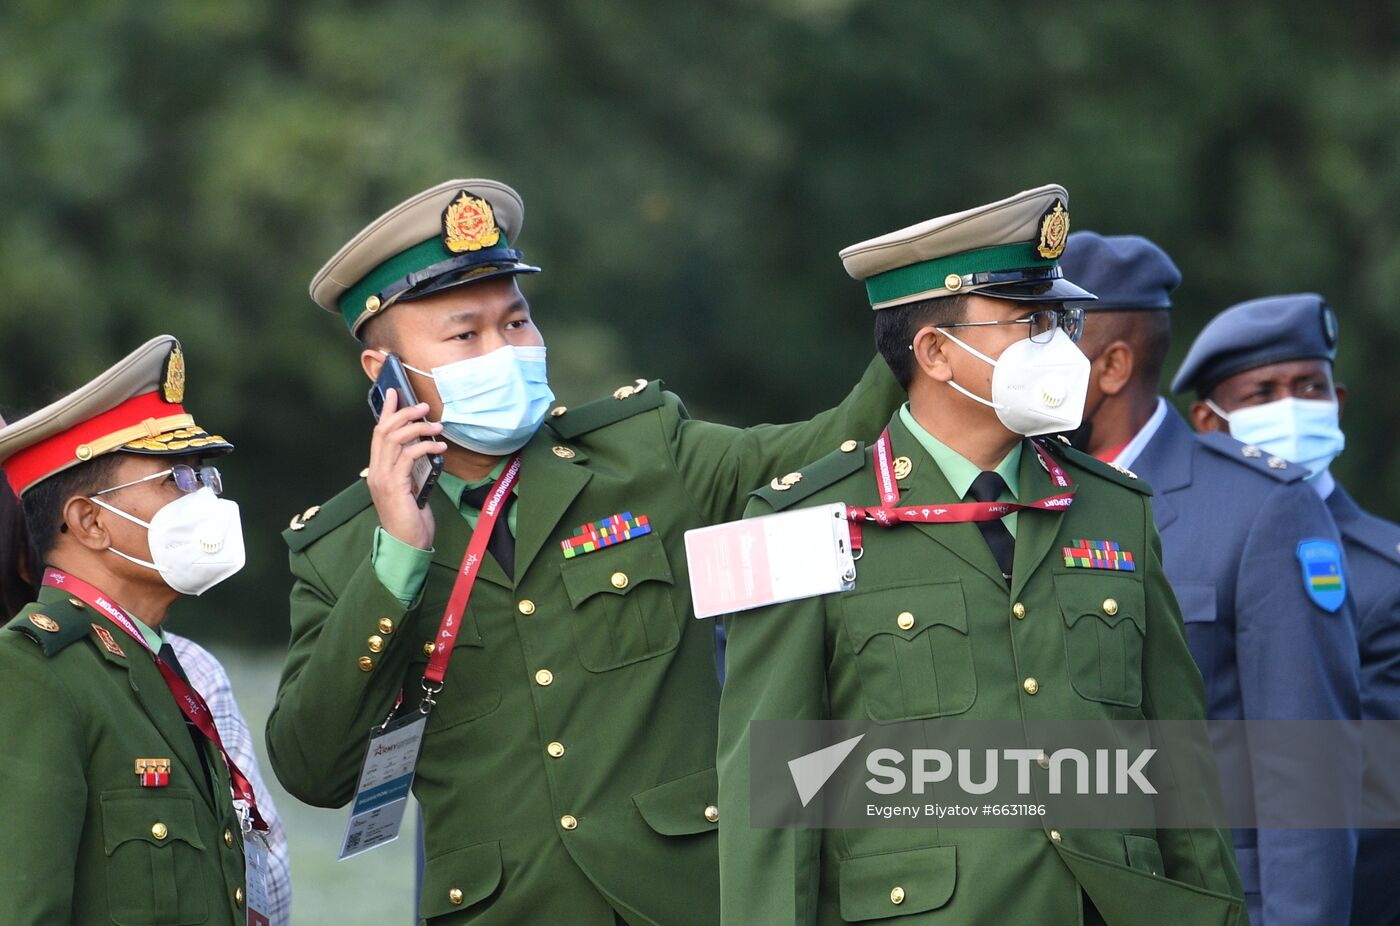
[358,656,375,672]
[449,888,464,905]
[1103,598,1119,616]
[367,634,385,653]
[1023,677,1039,695]
[560,814,578,830]
[68,597,86,609]
[1050,829,1062,843]
[550,405,567,418]
[378,617,395,635]
[610,572,629,589]
[547,741,565,758]
[840,439,859,453]
[235,887,245,907]
[704,804,720,823]
[1037,752,1051,770]
[151,822,168,840]
[891,886,906,905]
[365,294,382,313]
[896,611,915,631]
[535,669,554,686]
[1013,602,1026,619]
[224,829,235,848]
[518,599,536,615]
[423,642,436,657]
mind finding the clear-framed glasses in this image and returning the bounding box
[937,306,1085,344]
[93,464,224,498]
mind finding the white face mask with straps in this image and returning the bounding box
[90,487,246,596]
[936,326,1091,437]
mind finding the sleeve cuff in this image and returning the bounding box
[371,527,432,607]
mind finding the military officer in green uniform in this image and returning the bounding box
[265,178,902,924]
[0,336,263,925]
[718,186,1248,925]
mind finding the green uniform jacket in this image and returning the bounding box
[266,359,901,925]
[0,585,249,926]
[718,413,1247,925]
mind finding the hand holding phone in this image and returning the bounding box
[365,356,447,551]
[369,354,445,509]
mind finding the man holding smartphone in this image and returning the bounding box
[266,179,903,924]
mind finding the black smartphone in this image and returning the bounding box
[368,353,444,508]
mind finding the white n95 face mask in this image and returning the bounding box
[937,326,1091,436]
[403,345,554,455]
[1206,397,1346,479]
[92,487,247,596]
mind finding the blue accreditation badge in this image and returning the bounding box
[1297,539,1346,613]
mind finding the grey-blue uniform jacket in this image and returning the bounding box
[1327,484,1400,926]
[1131,406,1360,926]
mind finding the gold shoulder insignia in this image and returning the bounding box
[29,613,59,633]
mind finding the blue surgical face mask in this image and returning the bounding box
[1206,396,1346,480]
[403,345,554,455]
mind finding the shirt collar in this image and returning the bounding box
[437,459,510,512]
[1114,396,1170,470]
[898,404,1020,499]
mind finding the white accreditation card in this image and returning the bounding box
[685,502,856,619]
[338,712,427,860]
[244,832,272,926]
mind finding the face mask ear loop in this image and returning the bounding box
[89,497,152,530]
[934,328,1006,411]
[1204,398,1232,423]
[935,328,999,366]
[377,349,432,378]
[88,498,163,573]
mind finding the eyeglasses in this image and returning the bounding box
[93,465,224,498]
[937,306,1085,344]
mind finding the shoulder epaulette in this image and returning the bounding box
[546,379,667,440]
[284,471,374,553]
[1038,436,1152,496]
[750,441,868,512]
[1342,509,1400,564]
[1195,432,1306,484]
[4,598,99,657]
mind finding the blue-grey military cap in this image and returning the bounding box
[1171,293,1339,396]
[1058,231,1181,310]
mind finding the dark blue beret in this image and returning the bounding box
[1058,231,1181,310]
[1171,293,1339,396]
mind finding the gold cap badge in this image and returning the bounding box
[1036,200,1070,259]
[442,191,502,254]
[161,345,186,404]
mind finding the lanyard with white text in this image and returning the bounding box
[418,453,521,710]
[41,567,269,832]
[843,429,1077,553]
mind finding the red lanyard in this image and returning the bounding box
[421,454,521,696]
[844,429,1077,552]
[42,567,268,832]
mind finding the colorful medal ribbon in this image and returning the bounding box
[41,567,269,831]
[422,454,522,693]
[844,428,1077,553]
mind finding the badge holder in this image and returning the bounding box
[338,695,430,861]
[684,502,857,619]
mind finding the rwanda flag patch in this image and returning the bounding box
[1297,539,1346,613]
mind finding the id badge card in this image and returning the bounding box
[685,502,856,618]
[244,831,272,926]
[338,712,427,860]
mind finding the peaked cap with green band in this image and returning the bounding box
[839,184,1097,310]
[310,178,541,335]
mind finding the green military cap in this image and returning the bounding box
[0,336,231,496]
[839,184,1096,310]
[310,178,541,335]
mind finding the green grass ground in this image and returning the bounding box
[218,645,420,925]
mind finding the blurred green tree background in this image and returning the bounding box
[3,0,1398,645]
